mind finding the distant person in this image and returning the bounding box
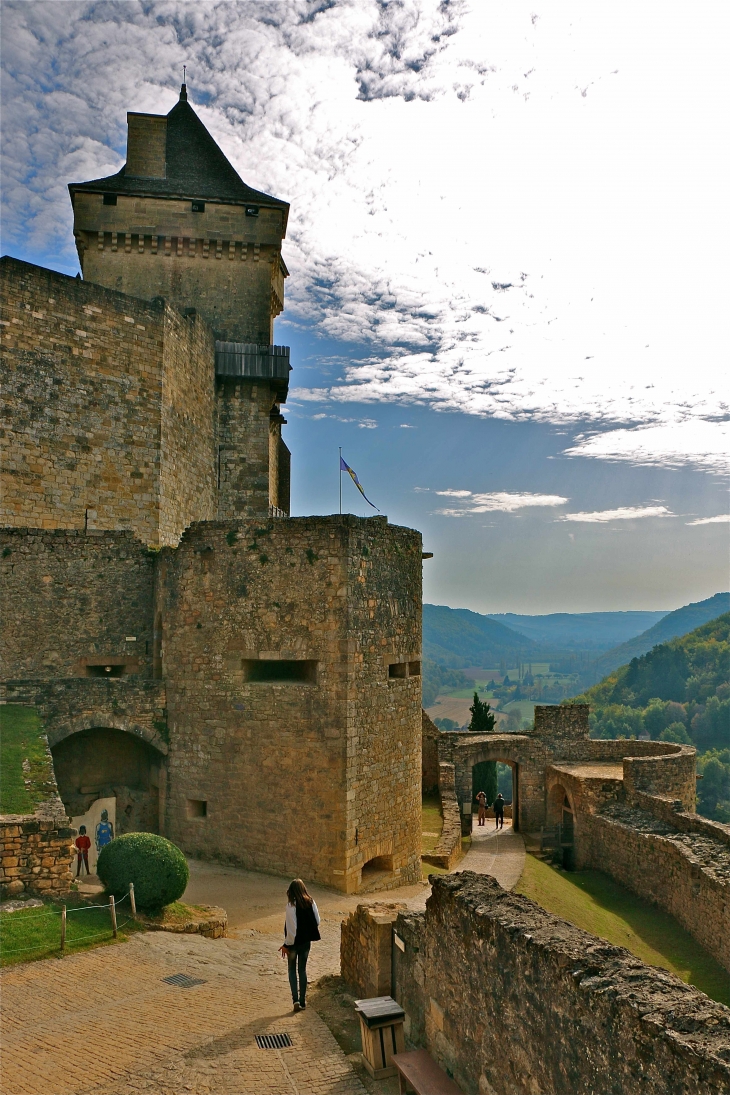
[95,809,114,852]
[279,879,321,1012]
[494,793,505,830]
[75,825,91,876]
[475,791,487,826]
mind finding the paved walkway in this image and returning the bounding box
[1,820,525,1095]
[457,818,525,889]
[1,868,429,1095]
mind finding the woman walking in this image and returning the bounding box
[280,879,321,1012]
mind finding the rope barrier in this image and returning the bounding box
[0,893,130,920]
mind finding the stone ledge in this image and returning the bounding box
[136,903,227,938]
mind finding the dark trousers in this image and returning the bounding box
[495,812,504,829]
[287,942,311,1004]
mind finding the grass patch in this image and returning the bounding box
[0,897,144,967]
[0,705,54,815]
[516,855,730,1006]
[136,900,212,928]
[421,792,443,854]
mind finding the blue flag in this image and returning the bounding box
[340,456,379,510]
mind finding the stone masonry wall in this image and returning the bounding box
[159,515,422,893]
[580,803,730,973]
[340,902,406,998]
[0,528,155,679]
[73,192,286,344]
[216,379,276,519]
[1,257,216,547]
[0,814,75,900]
[422,762,463,871]
[393,873,730,1095]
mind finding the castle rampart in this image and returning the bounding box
[157,515,423,892]
[1,258,216,547]
[388,873,730,1095]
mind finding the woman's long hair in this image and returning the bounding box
[287,878,313,910]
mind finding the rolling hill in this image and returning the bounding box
[589,593,730,680]
[423,604,536,668]
[485,610,667,651]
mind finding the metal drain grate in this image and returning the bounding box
[256,1033,293,1050]
[162,973,207,988]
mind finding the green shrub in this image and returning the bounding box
[97,833,189,911]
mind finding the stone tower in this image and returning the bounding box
[69,83,289,345]
[68,84,292,525]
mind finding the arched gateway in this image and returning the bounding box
[440,733,548,834]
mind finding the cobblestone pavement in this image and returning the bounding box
[1,834,522,1095]
[1,870,430,1095]
[457,818,525,889]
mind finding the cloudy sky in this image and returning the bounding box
[2,0,728,612]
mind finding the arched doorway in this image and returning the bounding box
[51,726,166,838]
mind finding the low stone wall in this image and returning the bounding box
[137,903,227,939]
[0,804,75,899]
[633,790,730,846]
[340,902,406,998]
[579,802,730,973]
[422,762,463,871]
[392,873,730,1095]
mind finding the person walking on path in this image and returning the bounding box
[494,793,505,830]
[279,879,321,1012]
[476,791,487,826]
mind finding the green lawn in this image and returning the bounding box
[0,898,144,967]
[516,855,730,1006]
[421,793,443,854]
[0,704,54,814]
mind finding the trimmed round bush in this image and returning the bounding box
[97,833,189,911]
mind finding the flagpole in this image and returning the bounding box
[339,447,342,515]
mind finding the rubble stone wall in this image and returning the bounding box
[0,528,155,679]
[0,814,75,900]
[580,803,730,973]
[422,763,463,871]
[393,873,730,1095]
[421,709,440,793]
[1,257,216,548]
[158,515,422,892]
[340,902,406,999]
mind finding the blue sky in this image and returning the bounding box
[2,1,727,612]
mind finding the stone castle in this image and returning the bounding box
[1,85,424,894]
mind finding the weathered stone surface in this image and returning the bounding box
[421,762,463,871]
[341,902,407,998]
[393,872,730,1095]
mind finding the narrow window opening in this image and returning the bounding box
[408,660,421,677]
[187,799,207,818]
[242,659,317,684]
[245,205,259,217]
[102,193,117,206]
[86,663,125,678]
[388,662,407,679]
[191,200,205,212]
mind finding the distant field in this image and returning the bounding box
[426,696,509,727]
[516,855,730,1006]
[501,699,540,719]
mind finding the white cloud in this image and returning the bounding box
[562,505,674,523]
[563,421,730,475]
[1,1,727,472]
[435,490,569,515]
[686,514,730,526]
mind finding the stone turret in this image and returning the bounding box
[68,84,289,345]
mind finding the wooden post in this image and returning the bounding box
[60,905,66,956]
[129,882,136,917]
[110,895,117,938]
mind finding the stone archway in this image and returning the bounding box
[546,780,575,868]
[443,733,548,834]
[50,725,167,838]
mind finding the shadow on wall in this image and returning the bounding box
[51,727,163,836]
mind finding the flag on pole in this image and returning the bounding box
[340,456,379,510]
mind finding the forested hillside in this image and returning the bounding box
[575,613,730,821]
[588,592,729,681]
[423,604,535,668]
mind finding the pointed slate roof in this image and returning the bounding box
[69,86,288,226]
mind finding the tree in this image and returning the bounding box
[472,761,498,805]
[469,692,496,733]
